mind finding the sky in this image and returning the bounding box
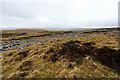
[0,0,120,30]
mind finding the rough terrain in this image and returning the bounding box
[0,28,120,79]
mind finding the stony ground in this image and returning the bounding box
[0,28,120,79]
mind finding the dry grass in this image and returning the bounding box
[1,30,120,78]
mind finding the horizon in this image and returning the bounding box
[1,26,119,30]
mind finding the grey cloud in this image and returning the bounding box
[1,0,119,29]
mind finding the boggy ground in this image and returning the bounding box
[1,29,120,79]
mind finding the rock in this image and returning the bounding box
[19,47,24,50]
[26,44,30,47]
[12,44,16,46]
[3,46,8,49]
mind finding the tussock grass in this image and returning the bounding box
[2,32,120,78]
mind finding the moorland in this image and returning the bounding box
[0,28,120,79]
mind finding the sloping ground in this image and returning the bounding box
[1,38,120,79]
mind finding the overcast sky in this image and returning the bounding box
[0,0,119,30]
